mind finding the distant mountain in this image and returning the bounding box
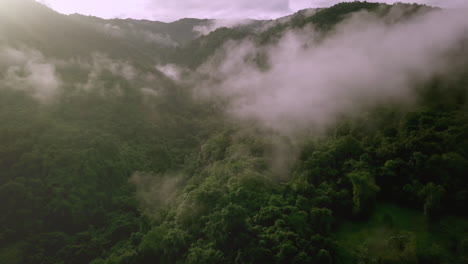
[0,0,213,63]
[2,1,431,67]
[0,1,386,65]
[68,16,213,47]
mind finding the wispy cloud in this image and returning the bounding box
[130,172,184,215]
[193,19,254,36]
[0,46,61,101]
[192,7,468,134]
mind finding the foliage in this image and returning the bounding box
[0,1,467,264]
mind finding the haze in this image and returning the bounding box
[36,0,467,21]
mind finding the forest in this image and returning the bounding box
[0,1,467,263]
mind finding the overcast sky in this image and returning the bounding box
[37,0,468,22]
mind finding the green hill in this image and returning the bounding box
[0,1,467,263]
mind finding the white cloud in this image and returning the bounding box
[0,46,61,101]
[100,23,124,37]
[140,31,178,47]
[155,64,182,80]
[97,22,179,46]
[193,19,255,36]
[130,172,184,214]
[192,7,468,134]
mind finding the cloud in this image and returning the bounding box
[193,19,255,36]
[155,64,183,80]
[99,23,124,38]
[0,47,147,101]
[192,7,468,134]
[0,46,61,101]
[60,53,166,99]
[70,53,138,91]
[423,0,468,9]
[139,31,178,47]
[130,172,184,214]
[97,22,178,46]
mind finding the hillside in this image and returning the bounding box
[0,1,467,263]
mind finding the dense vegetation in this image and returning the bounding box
[0,1,467,264]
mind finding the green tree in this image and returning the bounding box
[347,171,380,214]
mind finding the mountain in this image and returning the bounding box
[0,0,213,62]
[0,1,467,264]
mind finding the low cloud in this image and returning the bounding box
[192,7,468,134]
[155,63,183,80]
[56,53,164,98]
[100,23,124,38]
[193,19,254,36]
[0,46,61,101]
[130,172,184,214]
[98,22,179,47]
[140,31,178,47]
[71,53,138,90]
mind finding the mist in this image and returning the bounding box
[98,22,179,47]
[193,19,255,36]
[130,172,184,215]
[2,2,468,263]
[0,46,61,101]
[0,45,162,102]
[192,7,468,134]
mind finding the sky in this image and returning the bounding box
[36,0,468,22]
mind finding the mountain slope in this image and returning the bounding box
[0,1,467,264]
